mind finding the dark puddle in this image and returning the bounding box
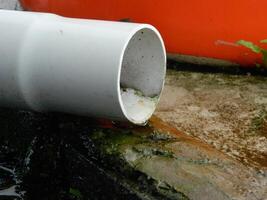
[0,108,188,200]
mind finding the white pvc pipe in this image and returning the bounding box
[0,10,166,125]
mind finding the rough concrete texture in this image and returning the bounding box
[0,69,266,200]
[156,70,267,170]
[109,117,267,200]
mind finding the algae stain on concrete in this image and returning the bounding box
[87,116,267,200]
[87,125,190,199]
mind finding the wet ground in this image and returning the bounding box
[0,66,266,200]
[0,109,190,200]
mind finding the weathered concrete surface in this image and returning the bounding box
[156,70,267,170]
[0,111,264,200]
[0,68,267,199]
[91,117,267,200]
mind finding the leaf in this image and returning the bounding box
[261,49,267,68]
[255,63,261,68]
[260,39,267,43]
[236,40,262,53]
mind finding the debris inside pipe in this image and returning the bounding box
[120,88,158,124]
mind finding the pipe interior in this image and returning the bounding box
[120,28,166,124]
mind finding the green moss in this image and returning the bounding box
[132,146,174,159]
[146,130,175,142]
[90,129,144,156]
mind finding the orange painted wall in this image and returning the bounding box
[20,0,267,66]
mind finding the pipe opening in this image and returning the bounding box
[119,27,166,125]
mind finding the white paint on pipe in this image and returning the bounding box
[0,10,166,125]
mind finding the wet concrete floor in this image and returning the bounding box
[0,68,266,200]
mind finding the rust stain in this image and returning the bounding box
[149,116,230,158]
[150,116,267,169]
[93,115,267,169]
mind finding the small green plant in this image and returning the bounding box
[236,39,267,68]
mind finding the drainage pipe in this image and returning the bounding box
[0,10,166,125]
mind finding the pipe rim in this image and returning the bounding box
[117,24,166,125]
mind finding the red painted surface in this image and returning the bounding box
[20,0,267,66]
